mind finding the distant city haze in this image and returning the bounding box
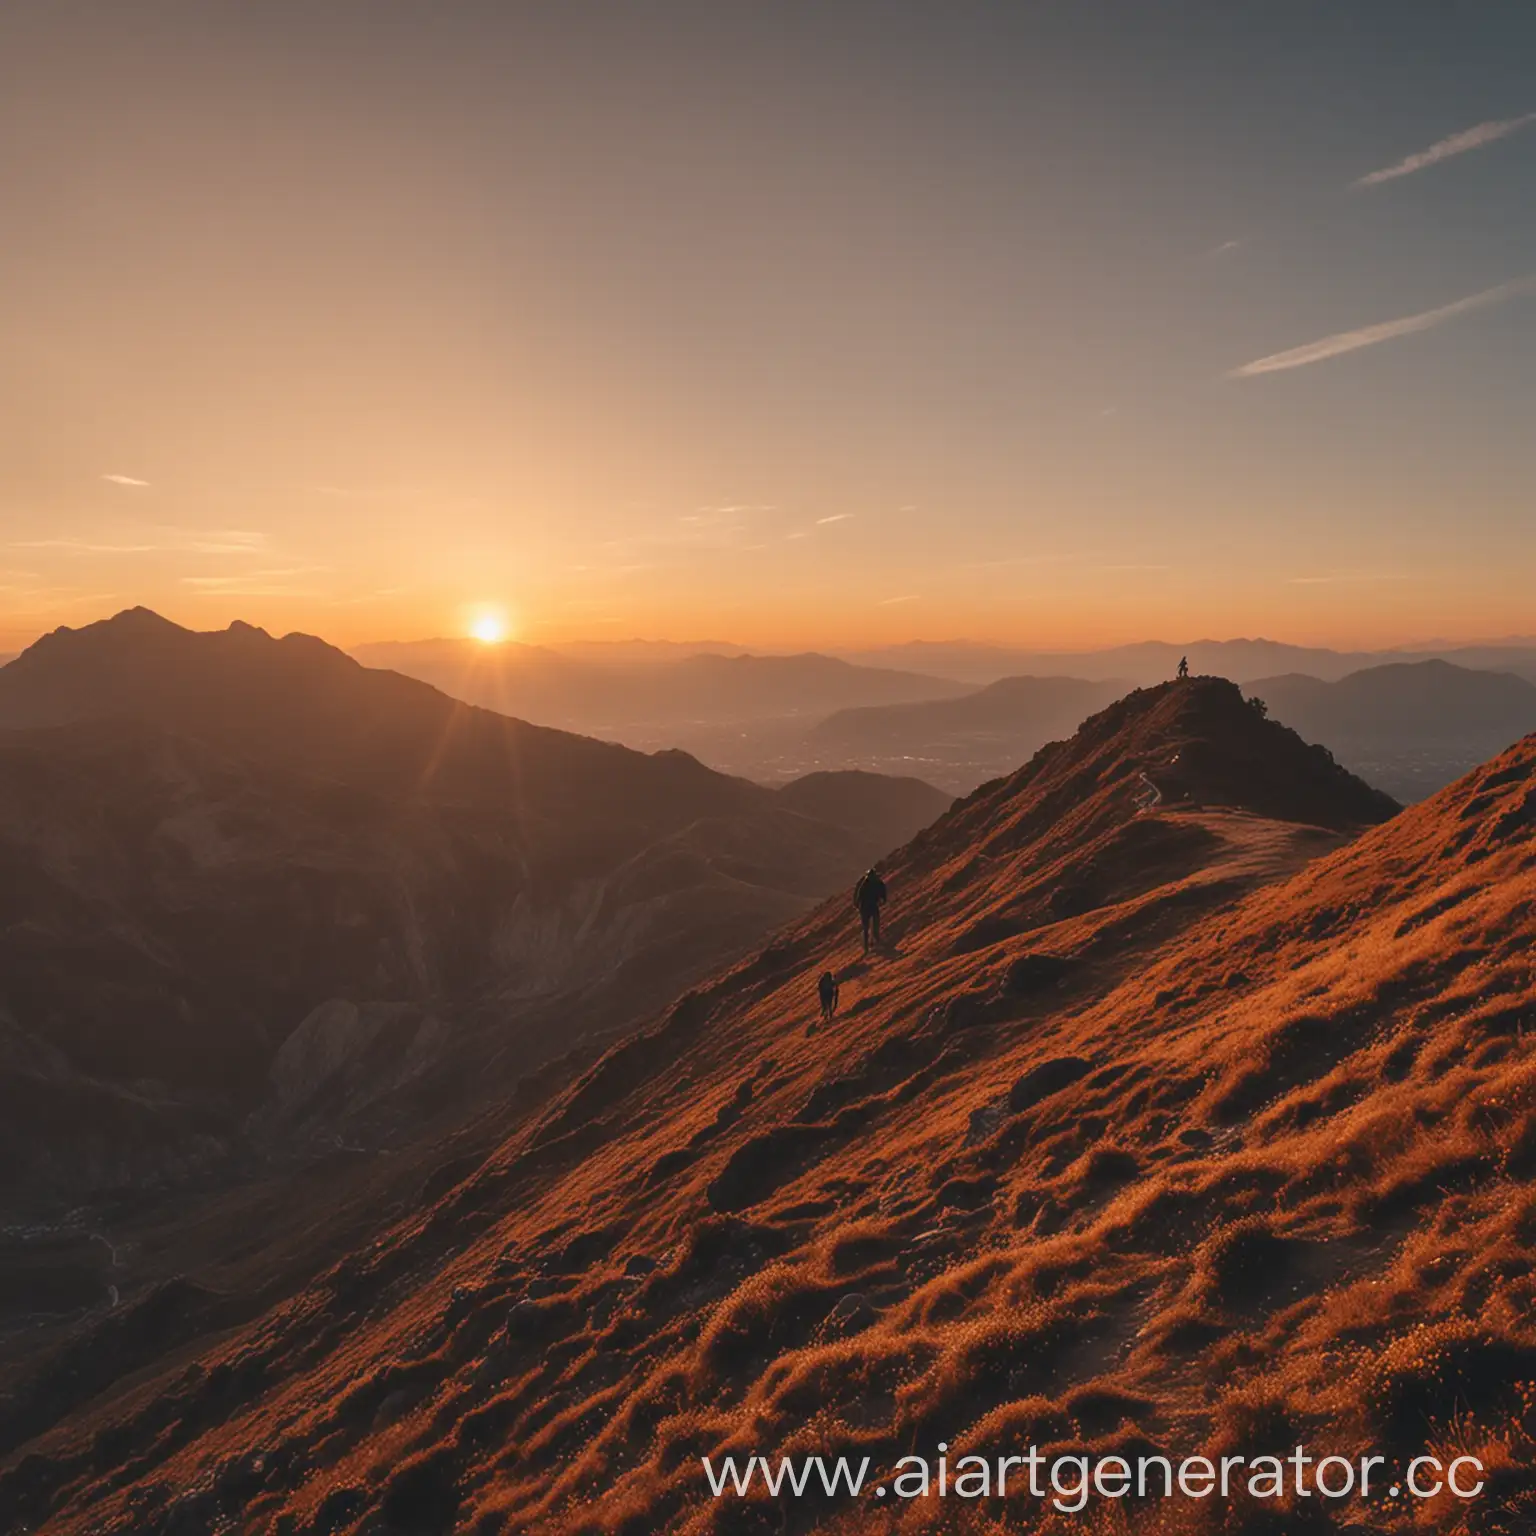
[2,4,1534,654]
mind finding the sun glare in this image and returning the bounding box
[469,610,510,645]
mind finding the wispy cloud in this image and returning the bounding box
[1287,572,1410,586]
[101,473,149,487]
[181,566,325,594]
[878,593,920,606]
[816,513,854,525]
[1230,275,1536,377]
[1210,239,1244,257]
[10,526,266,556]
[1356,112,1536,186]
[956,552,1081,572]
[310,483,428,500]
[12,538,161,553]
[178,530,266,554]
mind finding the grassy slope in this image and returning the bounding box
[9,681,1536,1535]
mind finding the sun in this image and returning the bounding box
[468,609,510,645]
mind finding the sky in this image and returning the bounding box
[2,2,1534,654]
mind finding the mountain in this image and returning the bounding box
[838,638,1388,686]
[808,674,1126,792]
[842,638,1536,689]
[346,638,969,786]
[44,680,1536,1536]
[1250,659,1536,802]
[770,770,953,850]
[1434,642,1536,684]
[348,638,967,736]
[0,611,950,1208]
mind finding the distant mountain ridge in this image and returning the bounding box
[344,634,1536,796]
[838,636,1536,686]
[349,636,966,734]
[807,674,1125,792]
[1250,659,1536,802]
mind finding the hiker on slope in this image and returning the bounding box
[817,969,839,1021]
[853,866,888,953]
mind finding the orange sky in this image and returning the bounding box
[3,6,1534,657]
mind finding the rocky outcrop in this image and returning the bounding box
[252,999,453,1144]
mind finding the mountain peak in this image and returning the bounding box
[990,673,1399,832]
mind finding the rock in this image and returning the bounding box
[1006,1055,1093,1114]
[820,1292,877,1338]
[1003,953,1075,997]
[965,1103,1006,1146]
[266,1000,373,1111]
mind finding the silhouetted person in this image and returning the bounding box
[854,866,887,952]
[817,969,839,1020]
[1177,655,1189,679]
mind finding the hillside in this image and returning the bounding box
[1251,660,1536,802]
[48,681,1536,1536]
[0,612,950,1211]
[808,675,1126,792]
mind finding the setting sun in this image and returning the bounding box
[468,610,510,645]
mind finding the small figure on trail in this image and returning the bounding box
[853,866,888,952]
[817,969,839,1021]
[1176,655,1189,680]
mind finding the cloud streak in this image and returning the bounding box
[180,567,326,597]
[1356,112,1536,186]
[101,473,149,487]
[1231,275,1536,377]
[13,538,161,553]
[11,527,267,556]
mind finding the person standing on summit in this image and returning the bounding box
[854,866,887,952]
[1177,655,1189,679]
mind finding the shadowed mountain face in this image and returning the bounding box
[0,611,950,1208]
[47,680,1536,1536]
[1251,659,1536,803]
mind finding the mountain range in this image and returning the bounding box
[349,638,967,733]
[0,610,949,1209]
[814,659,1536,802]
[838,637,1536,687]
[357,637,1536,802]
[1249,659,1536,803]
[807,675,1127,792]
